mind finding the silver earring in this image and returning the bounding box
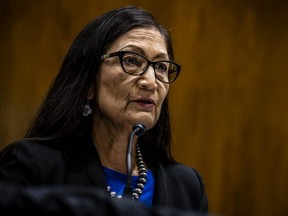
[82,100,92,116]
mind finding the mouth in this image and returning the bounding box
[132,98,156,106]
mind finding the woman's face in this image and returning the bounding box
[91,28,170,131]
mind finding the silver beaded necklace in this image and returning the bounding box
[107,144,147,200]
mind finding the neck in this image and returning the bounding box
[91,122,138,174]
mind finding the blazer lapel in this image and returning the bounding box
[64,134,106,189]
[151,163,168,207]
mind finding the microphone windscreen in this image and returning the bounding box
[133,123,146,136]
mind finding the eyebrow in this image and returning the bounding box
[120,45,169,60]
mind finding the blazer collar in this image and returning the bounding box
[64,134,106,188]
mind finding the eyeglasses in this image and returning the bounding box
[100,51,181,83]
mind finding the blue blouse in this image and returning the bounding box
[103,166,155,207]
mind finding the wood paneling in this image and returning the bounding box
[1,0,287,215]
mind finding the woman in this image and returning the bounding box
[0,6,208,213]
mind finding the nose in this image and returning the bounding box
[137,65,157,90]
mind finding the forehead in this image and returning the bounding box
[107,28,167,55]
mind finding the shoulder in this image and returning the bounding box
[0,139,67,185]
[162,162,205,189]
[152,162,207,197]
[0,139,64,162]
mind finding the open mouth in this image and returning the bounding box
[137,100,154,104]
[132,98,155,106]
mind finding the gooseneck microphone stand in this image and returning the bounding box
[123,123,146,198]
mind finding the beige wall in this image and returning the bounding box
[1,0,287,215]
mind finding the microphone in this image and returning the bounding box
[132,123,146,136]
[124,123,146,198]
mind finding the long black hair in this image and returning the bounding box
[25,6,176,165]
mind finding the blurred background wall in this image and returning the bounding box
[0,0,287,215]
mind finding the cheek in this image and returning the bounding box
[159,84,169,103]
[97,67,130,109]
[156,85,169,115]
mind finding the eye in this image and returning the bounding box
[155,62,167,72]
[168,65,177,74]
[123,56,138,66]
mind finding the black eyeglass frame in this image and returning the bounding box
[100,51,181,83]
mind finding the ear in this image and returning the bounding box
[87,84,94,100]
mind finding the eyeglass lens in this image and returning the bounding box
[121,52,178,83]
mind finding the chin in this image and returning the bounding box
[128,113,159,130]
[130,119,154,131]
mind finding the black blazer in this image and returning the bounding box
[0,136,208,214]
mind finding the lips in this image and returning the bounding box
[132,97,156,105]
